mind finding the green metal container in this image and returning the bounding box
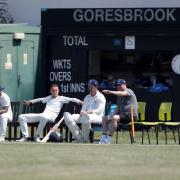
[0,23,40,102]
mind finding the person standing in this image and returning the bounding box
[17,84,83,142]
[64,79,106,143]
[0,86,12,142]
[99,79,138,144]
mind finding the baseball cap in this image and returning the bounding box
[0,86,4,91]
[114,79,126,85]
[88,79,99,86]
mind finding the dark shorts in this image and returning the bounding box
[119,113,138,123]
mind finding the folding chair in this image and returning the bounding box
[8,101,20,141]
[158,102,180,145]
[137,101,159,144]
[116,105,137,144]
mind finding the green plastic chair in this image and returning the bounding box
[159,102,172,123]
[136,102,146,123]
[158,102,180,144]
[136,102,159,144]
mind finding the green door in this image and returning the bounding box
[0,41,35,102]
[17,41,34,101]
[0,40,18,101]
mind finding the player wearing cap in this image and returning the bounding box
[17,84,83,142]
[99,79,138,144]
[64,79,106,143]
[0,86,13,142]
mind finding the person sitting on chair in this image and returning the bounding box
[0,86,12,142]
[64,79,106,143]
[99,79,138,144]
[17,83,83,142]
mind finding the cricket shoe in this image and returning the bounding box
[34,137,41,143]
[99,139,110,144]
[99,136,111,144]
[0,137,5,142]
[15,137,29,142]
[98,134,109,144]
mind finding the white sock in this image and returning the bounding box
[107,135,112,143]
[102,134,107,139]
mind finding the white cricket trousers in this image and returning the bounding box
[64,112,102,142]
[19,113,54,138]
[0,113,12,138]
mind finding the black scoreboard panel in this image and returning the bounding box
[40,8,180,121]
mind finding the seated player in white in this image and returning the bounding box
[0,86,12,142]
[64,79,106,143]
[17,83,83,142]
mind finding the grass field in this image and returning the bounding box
[1,131,180,180]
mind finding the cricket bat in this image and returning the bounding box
[40,117,64,143]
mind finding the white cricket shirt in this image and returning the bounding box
[0,92,12,115]
[30,95,81,120]
[81,91,106,116]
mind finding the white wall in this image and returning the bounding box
[8,0,180,26]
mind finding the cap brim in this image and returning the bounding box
[114,83,124,85]
[87,83,100,87]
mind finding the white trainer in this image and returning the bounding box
[0,137,5,142]
[105,136,112,144]
[34,137,41,143]
[98,134,107,144]
[15,137,29,142]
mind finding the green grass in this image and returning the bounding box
[0,141,180,180]
[95,129,180,145]
[1,129,180,180]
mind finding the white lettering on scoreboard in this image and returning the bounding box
[61,83,85,93]
[49,59,85,93]
[63,35,88,46]
[73,8,176,23]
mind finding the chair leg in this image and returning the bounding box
[31,126,34,141]
[129,126,133,144]
[89,128,94,143]
[8,125,11,141]
[147,129,150,144]
[165,125,167,145]
[14,125,17,141]
[142,126,144,144]
[178,126,180,145]
[172,128,176,143]
[116,130,119,144]
[155,126,159,145]
[65,126,69,142]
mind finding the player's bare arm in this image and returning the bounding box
[102,90,128,96]
[23,100,31,106]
